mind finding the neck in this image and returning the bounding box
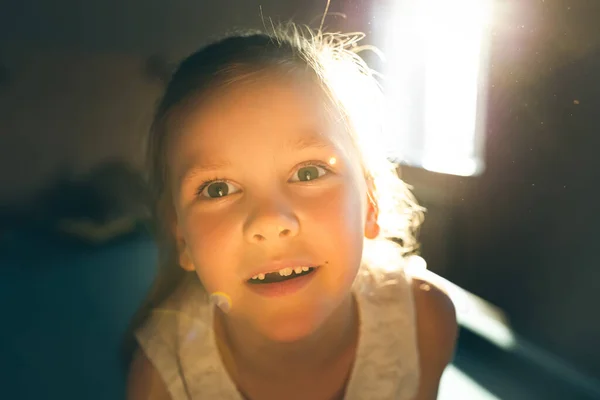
[215,293,359,378]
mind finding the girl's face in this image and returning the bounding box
[168,72,378,342]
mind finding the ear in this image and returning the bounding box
[364,178,380,240]
[364,202,380,239]
[175,225,195,272]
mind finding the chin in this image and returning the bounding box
[256,306,326,343]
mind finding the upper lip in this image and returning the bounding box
[246,259,319,279]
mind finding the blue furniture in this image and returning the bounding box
[0,230,157,400]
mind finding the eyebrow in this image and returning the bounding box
[287,133,333,152]
[178,159,232,187]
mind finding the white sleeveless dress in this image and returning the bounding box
[135,270,420,399]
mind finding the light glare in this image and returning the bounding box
[380,0,493,176]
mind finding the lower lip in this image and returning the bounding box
[246,269,319,298]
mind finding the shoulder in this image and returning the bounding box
[127,348,172,400]
[412,277,458,349]
[411,277,458,399]
[130,277,209,399]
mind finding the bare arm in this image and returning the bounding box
[127,348,172,400]
[412,278,458,400]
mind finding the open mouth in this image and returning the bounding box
[247,267,317,285]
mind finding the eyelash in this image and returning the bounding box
[196,176,230,197]
[195,161,333,198]
[295,160,333,175]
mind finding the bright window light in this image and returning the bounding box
[439,365,501,400]
[377,0,493,176]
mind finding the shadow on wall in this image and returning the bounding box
[1,159,152,246]
[0,48,165,206]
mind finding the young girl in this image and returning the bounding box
[127,24,457,400]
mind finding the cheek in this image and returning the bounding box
[301,185,365,290]
[179,209,241,288]
[301,183,365,242]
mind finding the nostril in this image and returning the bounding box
[279,229,291,238]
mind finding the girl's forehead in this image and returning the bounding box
[168,75,355,172]
[196,74,335,132]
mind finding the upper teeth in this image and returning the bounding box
[251,266,311,280]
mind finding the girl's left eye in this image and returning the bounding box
[289,164,330,183]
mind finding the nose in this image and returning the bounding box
[243,197,300,244]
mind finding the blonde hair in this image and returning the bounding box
[123,22,424,362]
[272,24,424,280]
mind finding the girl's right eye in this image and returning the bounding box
[197,180,241,199]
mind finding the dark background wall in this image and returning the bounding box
[405,0,600,378]
[1,0,598,380]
